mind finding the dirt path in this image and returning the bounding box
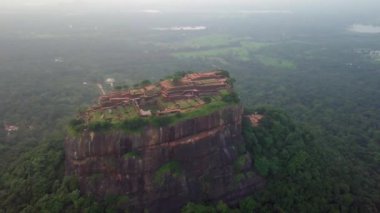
[97,83,106,95]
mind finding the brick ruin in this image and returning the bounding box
[160,71,230,100]
[247,113,264,127]
[82,70,231,121]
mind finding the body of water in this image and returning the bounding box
[152,26,207,31]
[348,24,380,34]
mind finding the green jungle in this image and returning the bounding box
[0,9,379,212]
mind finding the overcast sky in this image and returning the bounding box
[1,0,380,13]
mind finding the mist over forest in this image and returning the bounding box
[1,0,380,212]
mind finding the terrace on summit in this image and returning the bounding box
[160,71,229,100]
[76,70,237,130]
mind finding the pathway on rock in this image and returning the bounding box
[97,83,106,95]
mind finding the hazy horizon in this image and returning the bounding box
[2,0,380,15]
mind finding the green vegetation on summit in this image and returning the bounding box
[69,70,239,133]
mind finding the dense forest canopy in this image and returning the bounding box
[0,7,380,212]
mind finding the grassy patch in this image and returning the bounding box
[119,117,148,132]
[150,115,177,127]
[221,92,240,104]
[83,99,235,132]
[154,161,182,186]
[76,89,237,133]
[123,151,140,160]
[235,155,249,171]
[90,106,139,124]
[74,101,233,133]
[257,55,296,70]
[175,101,231,123]
[88,120,112,132]
[67,118,85,135]
[240,41,268,49]
[185,35,232,48]
[173,47,251,61]
[172,38,269,61]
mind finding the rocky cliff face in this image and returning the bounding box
[65,104,264,212]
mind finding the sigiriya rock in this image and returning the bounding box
[65,70,264,212]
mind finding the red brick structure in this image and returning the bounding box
[247,114,264,127]
[97,85,160,108]
[86,70,231,119]
[160,71,230,100]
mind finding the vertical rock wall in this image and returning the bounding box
[65,104,263,212]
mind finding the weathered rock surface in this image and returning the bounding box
[65,104,264,212]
